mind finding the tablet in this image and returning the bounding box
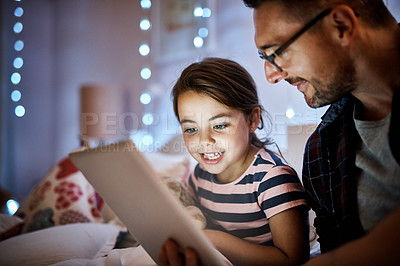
[69,140,230,265]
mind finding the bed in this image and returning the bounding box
[0,135,319,265]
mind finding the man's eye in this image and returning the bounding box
[214,124,228,130]
[265,48,276,57]
[184,128,197,134]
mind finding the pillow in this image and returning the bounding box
[161,176,206,229]
[15,157,104,233]
[50,246,156,266]
[0,222,120,266]
[0,214,24,241]
[142,151,192,183]
[159,134,188,155]
[0,214,23,233]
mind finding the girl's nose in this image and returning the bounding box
[199,130,215,145]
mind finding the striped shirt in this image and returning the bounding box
[187,148,307,246]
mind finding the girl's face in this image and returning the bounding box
[177,91,259,183]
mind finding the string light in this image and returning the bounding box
[286,108,295,119]
[139,44,150,56]
[11,72,21,84]
[140,19,151,31]
[198,27,208,38]
[6,199,20,215]
[202,8,211,17]
[14,7,23,17]
[140,92,152,105]
[135,1,213,148]
[140,0,151,9]
[140,67,151,79]
[142,134,153,145]
[14,40,24,51]
[142,113,154,125]
[11,1,25,117]
[15,105,25,117]
[192,4,212,49]
[193,36,204,48]
[194,7,203,17]
[137,1,153,149]
[11,90,21,102]
[13,57,23,69]
[13,22,23,34]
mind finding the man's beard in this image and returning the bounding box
[287,61,358,108]
[308,62,357,108]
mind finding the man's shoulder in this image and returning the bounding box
[303,95,357,165]
[319,95,355,127]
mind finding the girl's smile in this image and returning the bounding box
[200,152,224,164]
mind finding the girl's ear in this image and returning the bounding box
[248,107,261,132]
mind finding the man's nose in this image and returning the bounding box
[264,61,288,84]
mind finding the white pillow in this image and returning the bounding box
[0,214,23,233]
[0,222,120,266]
[52,246,156,266]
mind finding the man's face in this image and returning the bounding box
[253,3,357,108]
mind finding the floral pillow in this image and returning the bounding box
[15,157,104,233]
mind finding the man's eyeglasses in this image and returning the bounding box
[258,8,332,72]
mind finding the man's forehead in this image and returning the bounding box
[253,2,301,48]
[253,1,287,23]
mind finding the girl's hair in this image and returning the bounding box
[172,57,272,149]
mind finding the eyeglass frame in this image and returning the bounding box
[258,8,332,72]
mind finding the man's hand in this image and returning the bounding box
[159,239,199,266]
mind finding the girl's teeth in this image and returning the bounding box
[203,152,222,160]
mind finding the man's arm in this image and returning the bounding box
[304,206,400,265]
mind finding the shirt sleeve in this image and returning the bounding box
[257,164,308,219]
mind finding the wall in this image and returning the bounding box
[2,0,400,200]
[3,0,147,198]
[52,0,146,155]
[2,0,56,198]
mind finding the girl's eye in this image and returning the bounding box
[184,128,198,134]
[213,124,228,131]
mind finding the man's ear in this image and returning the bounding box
[248,107,261,132]
[326,5,359,46]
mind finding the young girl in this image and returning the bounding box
[160,57,309,265]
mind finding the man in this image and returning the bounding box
[160,0,400,264]
[249,0,400,264]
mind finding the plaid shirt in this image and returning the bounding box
[302,95,365,252]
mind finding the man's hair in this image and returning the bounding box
[243,0,394,27]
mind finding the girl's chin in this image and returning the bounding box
[199,162,224,174]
